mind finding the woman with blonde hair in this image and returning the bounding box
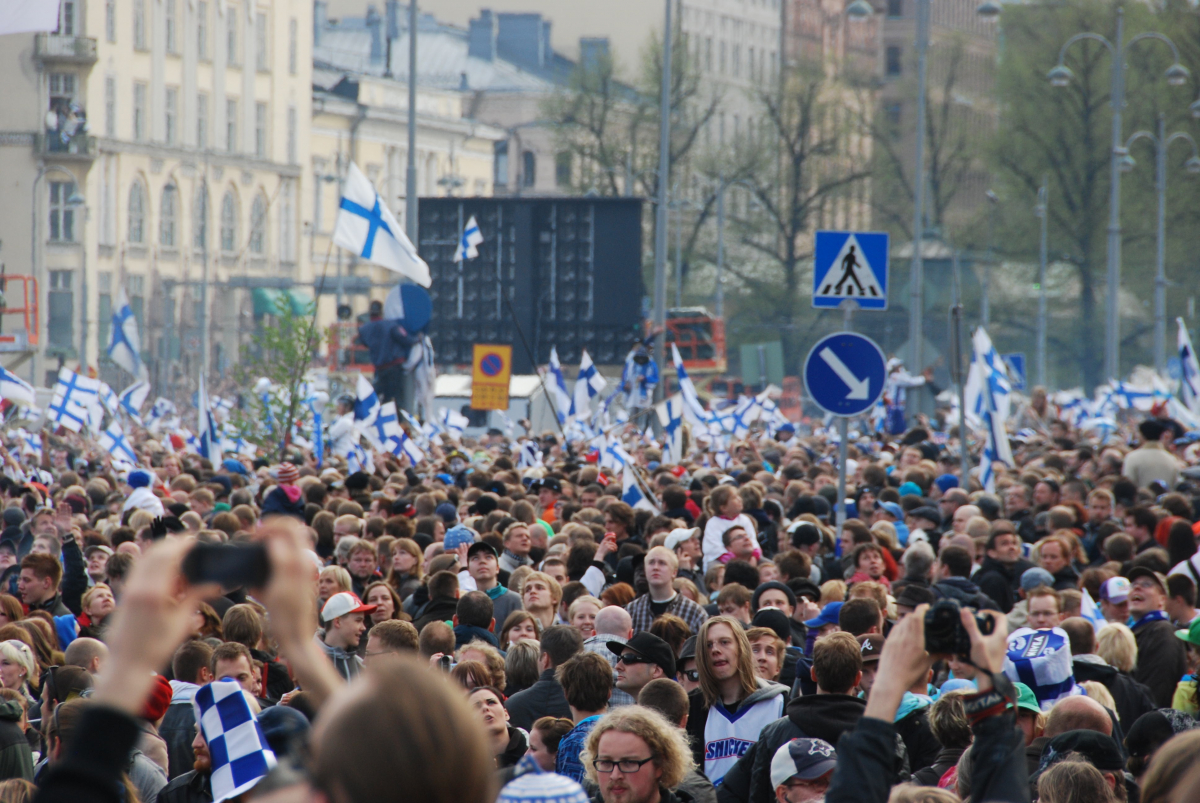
[566,595,602,639]
[0,641,35,701]
[386,537,423,601]
[1096,622,1138,673]
[318,565,352,607]
[673,577,708,606]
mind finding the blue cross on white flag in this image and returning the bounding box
[671,344,707,424]
[100,421,138,468]
[196,375,220,462]
[547,347,572,424]
[656,395,684,465]
[453,215,484,262]
[0,366,35,407]
[48,369,99,432]
[353,374,380,434]
[119,380,150,424]
[333,162,430,287]
[621,465,659,513]
[439,407,469,440]
[107,287,146,379]
[388,428,425,465]
[367,401,403,450]
[17,429,41,462]
[1080,589,1108,634]
[516,439,542,468]
[572,349,606,419]
[966,327,1014,492]
[98,382,120,416]
[1179,318,1200,416]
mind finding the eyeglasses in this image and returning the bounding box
[592,757,655,774]
[1130,580,1160,591]
[681,669,700,682]
[617,653,650,666]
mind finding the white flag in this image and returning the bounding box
[333,162,430,287]
[1179,318,1200,415]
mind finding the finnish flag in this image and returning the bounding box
[454,216,484,262]
[107,287,146,379]
[572,349,606,419]
[353,374,380,434]
[388,429,425,465]
[196,375,220,462]
[48,369,99,432]
[439,407,469,439]
[333,162,430,287]
[100,421,139,467]
[1179,317,1200,415]
[671,344,707,424]
[119,380,150,424]
[621,465,659,513]
[0,366,35,408]
[547,347,572,424]
[656,395,684,465]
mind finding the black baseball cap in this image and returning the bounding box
[466,541,498,561]
[678,635,697,662]
[609,632,676,678]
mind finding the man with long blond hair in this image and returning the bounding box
[684,616,787,786]
[582,706,696,803]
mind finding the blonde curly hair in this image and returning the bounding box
[582,707,695,790]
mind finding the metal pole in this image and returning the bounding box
[1037,180,1048,387]
[715,179,725,318]
[405,0,418,241]
[674,197,683,307]
[909,0,929,372]
[835,302,853,544]
[983,197,995,328]
[1154,114,1167,374]
[1104,8,1124,381]
[652,0,673,401]
[200,177,210,380]
[79,206,87,371]
[951,250,969,490]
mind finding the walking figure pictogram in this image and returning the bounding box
[825,245,868,296]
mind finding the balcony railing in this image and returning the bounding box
[35,133,97,160]
[34,33,98,63]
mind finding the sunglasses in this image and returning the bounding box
[681,669,700,682]
[617,653,650,666]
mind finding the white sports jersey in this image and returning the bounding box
[702,695,785,786]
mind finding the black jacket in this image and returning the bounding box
[504,668,571,732]
[249,648,293,703]
[825,711,1028,803]
[33,704,140,803]
[155,769,212,803]
[28,592,71,618]
[1009,509,1038,544]
[973,556,1035,614]
[911,746,965,787]
[1071,659,1156,732]
[1048,565,1080,592]
[1131,618,1188,708]
[497,726,528,769]
[158,702,196,780]
[592,788,694,803]
[60,537,87,615]
[412,597,460,632]
[895,706,941,773]
[932,577,998,611]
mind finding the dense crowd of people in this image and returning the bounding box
[1,396,1200,803]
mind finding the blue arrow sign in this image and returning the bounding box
[804,331,887,416]
[813,231,889,310]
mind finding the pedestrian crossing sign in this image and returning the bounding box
[812,231,889,310]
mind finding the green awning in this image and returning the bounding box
[252,288,314,317]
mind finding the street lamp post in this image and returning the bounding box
[1122,114,1200,374]
[405,0,418,241]
[910,0,931,372]
[715,177,725,319]
[1034,180,1048,387]
[983,189,998,328]
[652,0,673,401]
[1046,8,1190,381]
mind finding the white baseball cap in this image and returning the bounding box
[321,592,376,621]
[663,528,700,552]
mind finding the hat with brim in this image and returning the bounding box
[1012,682,1041,715]
[769,738,838,788]
[321,592,377,621]
[804,601,843,628]
[1127,566,1168,595]
[1176,617,1200,648]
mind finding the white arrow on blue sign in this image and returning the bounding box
[813,231,889,310]
[803,331,887,417]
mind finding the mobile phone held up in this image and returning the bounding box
[182,542,271,589]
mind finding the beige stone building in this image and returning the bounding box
[0,0,314,395]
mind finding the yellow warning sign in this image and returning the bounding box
[471,344,512,410]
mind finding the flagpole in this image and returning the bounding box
[501,293,570,445]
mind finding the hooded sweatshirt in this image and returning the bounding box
[316,633,364,681]
[685,679,788,787]
[0,699,33,781]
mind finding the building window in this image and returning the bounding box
[286,106,296,164]
[48,271,74,351]
[197,1,208,58]
[748,46,755,81]
[256,13,268,70]
[255,102,266,158]
[193,186,208,249]
[197,92,208,149]
[249,194,266,253]
[886,45,902,76]
[165,87,178,146]
[128,274,145,333]
[888,0,903,17]
[128,182,146,243]
[134,0,146,49]
[49,73,77,104]
[133,81,147,141]
[220,191,237,252]
[57,0,76,35]
[732,44,740,77]
[105,0,115,42]
[494,141,508,188]
[226,98,237,152]
[49,181,76,242]
[166,0,177,53]
[885,102,902,134]
[521,151,536,187]
[278,179,295,261]
[227,9,238,64]
[288,18,297,74]
[555,152,572,187]
[705,38,712,71]
[104,77,116,137]
[160,185,178,246]
[97,271,112,354]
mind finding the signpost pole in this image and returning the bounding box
[836,299,856,546]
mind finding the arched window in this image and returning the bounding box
[160,184,178,246]
[127,181,146,243]
[220,191,237,252]
[249,193,266,254]
[193,186,208,249]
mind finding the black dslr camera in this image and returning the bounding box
[923,598,994,657]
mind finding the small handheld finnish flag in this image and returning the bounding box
[107,287,146,379]
[196,376,220,463]
[333,162,430,287]
[454,215,484,262]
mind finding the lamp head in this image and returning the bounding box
[977,0,1002,19]
[846,0,874,19]
[1048,64,1073,88]
[1166,63,1190,87]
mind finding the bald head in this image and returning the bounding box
[952,505,982,533]
[594,606,633,639]
[1044,695,1112,738]
[64,637,109,674]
